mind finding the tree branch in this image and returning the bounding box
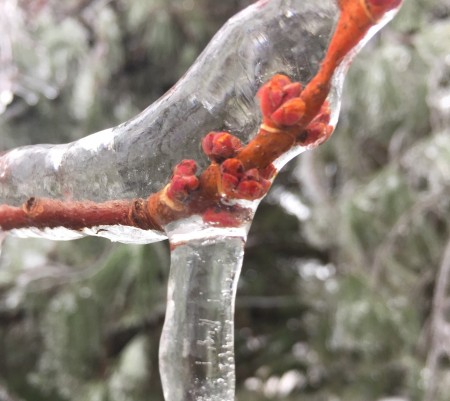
[0,0,402,239]
[0,197,161,231]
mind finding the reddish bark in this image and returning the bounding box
[0,198,162,232]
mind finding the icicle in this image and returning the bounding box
[159,236,245,401]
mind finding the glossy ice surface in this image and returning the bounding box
[159,237,245,401]
[0,0,401,243]
[0,0,342,240]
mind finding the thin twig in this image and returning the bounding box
[0,197,161,231]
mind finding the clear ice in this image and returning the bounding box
[159,236,245,401]
[0,0,346,243]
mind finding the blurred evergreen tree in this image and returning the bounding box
[1,1,450,401]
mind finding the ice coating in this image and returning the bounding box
[0,0,403,243]
[0,0,339,206]
[159,237,245,401]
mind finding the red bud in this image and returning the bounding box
[236,180,266,200]
[270,97,306,127]
[202,132,242,162]
[241,168,260,182]
[166,175,199,202]
[299,122,333,146]
[282,82,302,101]
[173,159,198,176]
[257,74,303,120]
[221,173,240,194]
[221,158,244,179]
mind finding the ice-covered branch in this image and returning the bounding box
[0,1,337,203]
[0,0,402,244]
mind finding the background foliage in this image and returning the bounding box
[1,1,450,400]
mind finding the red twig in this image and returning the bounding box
[0,198,162,231]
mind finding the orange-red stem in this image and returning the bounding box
[0,198,162,232]
[229,0,396,172]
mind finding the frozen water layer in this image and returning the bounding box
[0,0,341,209]
[159,237,245,401]
[9,225,167,244]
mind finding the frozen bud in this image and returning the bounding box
[220,162,272,200]
[241,168,261,182]
[270,97,306,127]
[257,74,292,118]
[236,180,269,200]
[202,131,242,162]
[298,123,333,146]
[173,159,198,176]
[220,159,244,196]
[298,101,333,145]
[257,74,302,120]
[221,158,245,179]
[166,175,199,202]
[235,167,271,200]
[221,173,240,193]
[282,82,303,102]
